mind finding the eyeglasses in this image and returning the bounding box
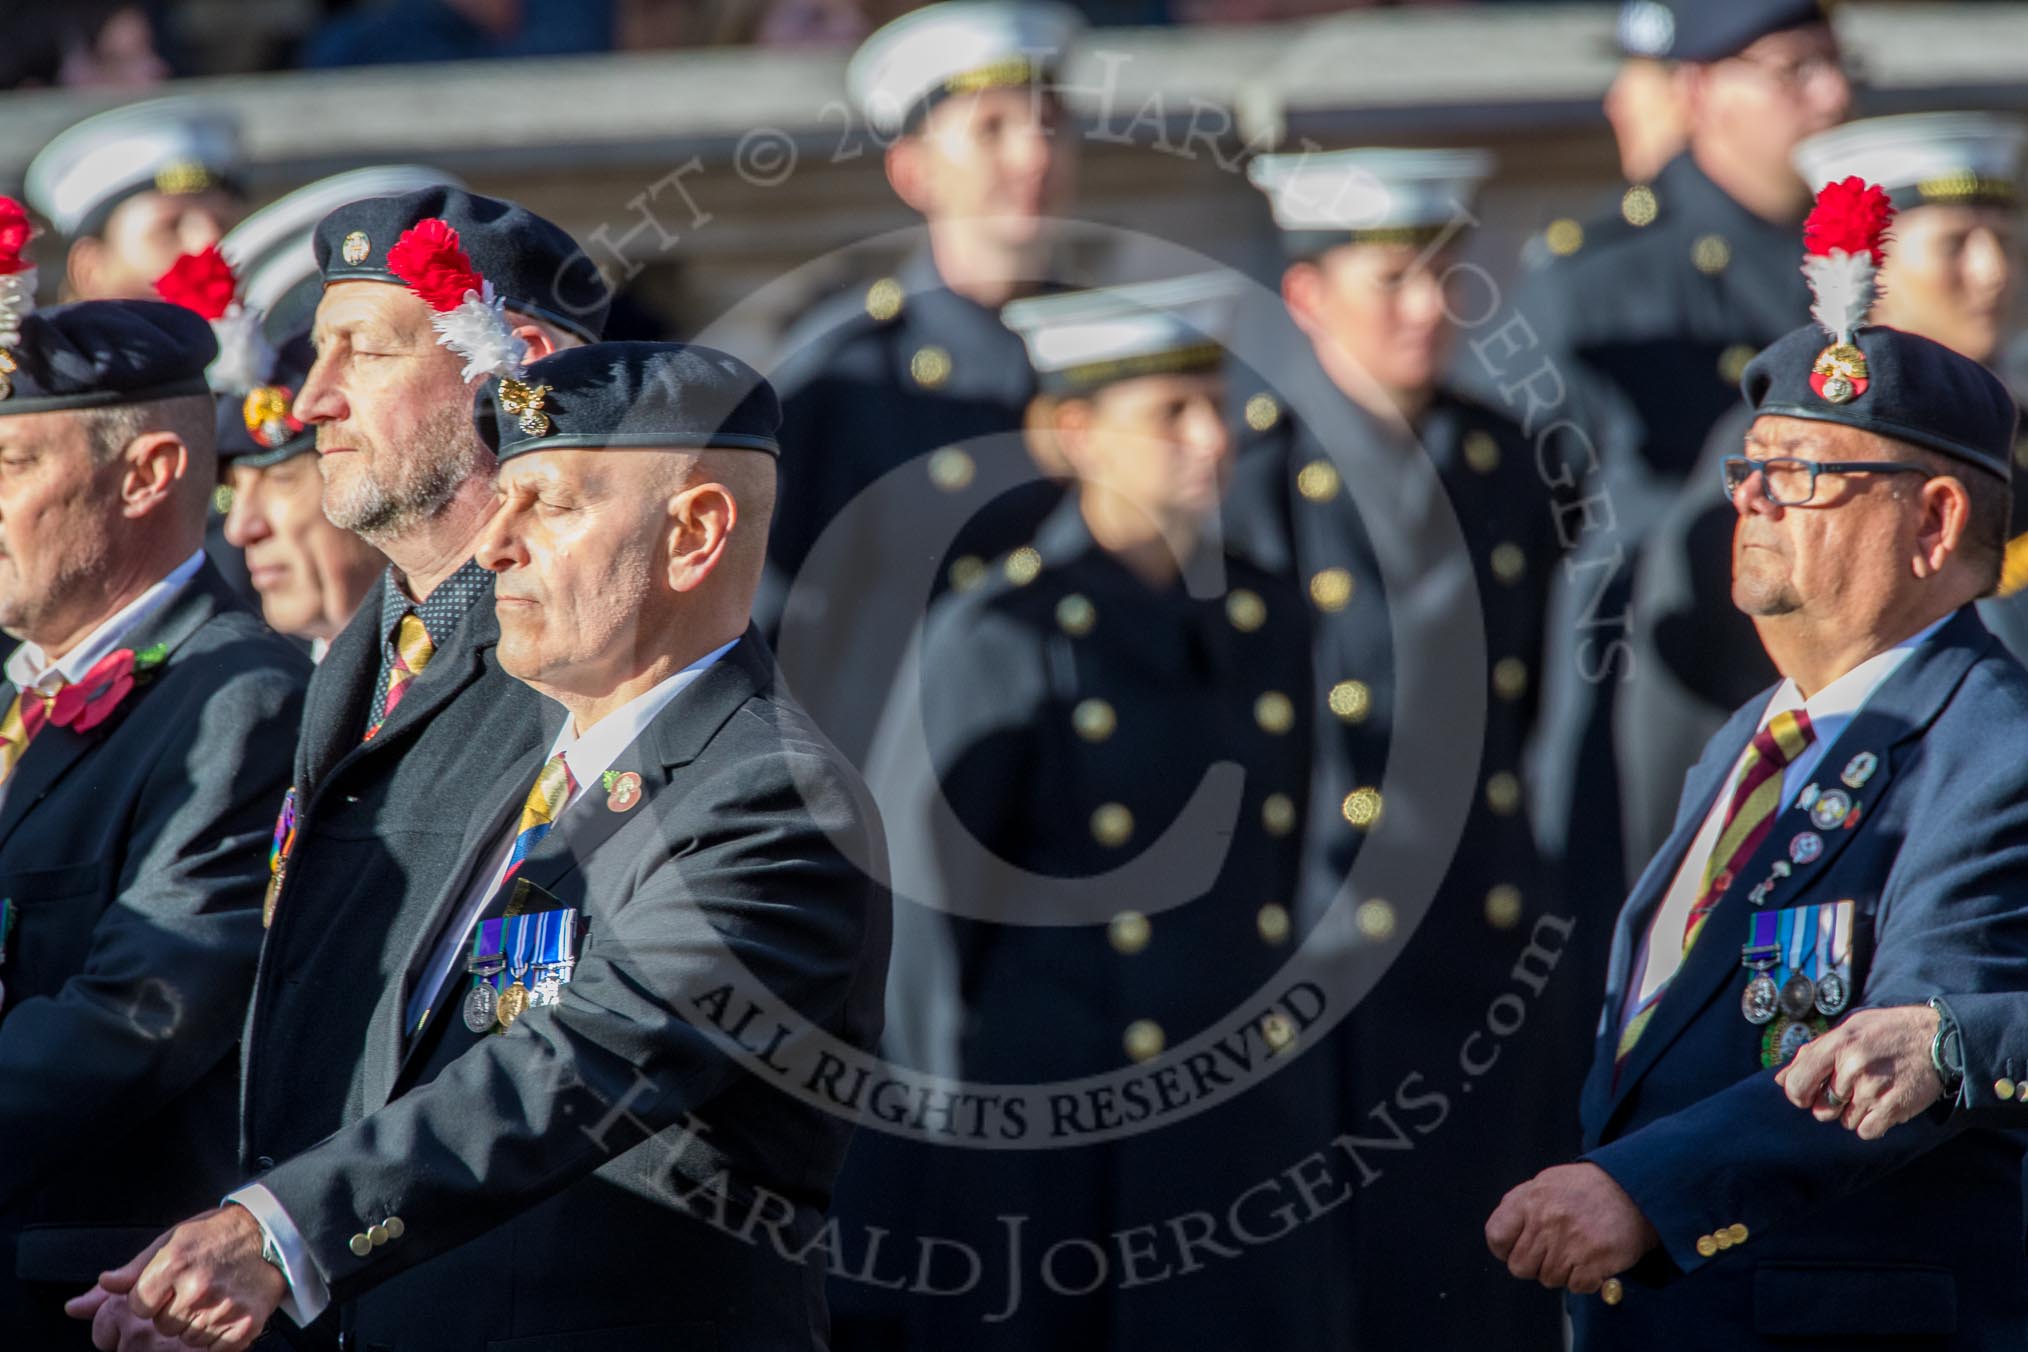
[1721,455,1932,507]
[1722,50,1853,91]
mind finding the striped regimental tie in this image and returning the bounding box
[364,612,435,741]
[1617,708,1816,1063]
[0,683,62,787]
[503,754,575,882]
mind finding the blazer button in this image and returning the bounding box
[1695,1234,1718,1258]
[367,1224,389,1247]
[383,1216,405,1240]
[1727,1223,1749,1245]
[348,1233,373,1258]
[1996,1078,2017,1101]
[255,1156,276,1172]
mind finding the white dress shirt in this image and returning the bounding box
[232,638,738,1326]
[0,550,203,812]
[1632,615,1949,1006]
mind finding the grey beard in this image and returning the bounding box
[322,403,489,547]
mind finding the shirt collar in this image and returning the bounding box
[5,550,205,693]
[380,557,493,650]
[544,638,742,796]
[1758,613,1954,729]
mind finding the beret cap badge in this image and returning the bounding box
[1800,177,1894,406]
[242,385,302,449]
[498,378,552,436]
[341,230,371,266]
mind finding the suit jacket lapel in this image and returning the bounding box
[384,633,771,1100]
[1603,608,1990,1119]
[1579,706,1757,1132]
[0,562,233,852]
[299,572,387,791]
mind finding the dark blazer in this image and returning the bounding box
[1940,991,2028,1128]
[255,632,891,1352]
[240,569,553,1173]
[1572,608,2028,1352]
[0,562,307,1341]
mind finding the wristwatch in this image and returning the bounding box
[1928,996,1965,1100]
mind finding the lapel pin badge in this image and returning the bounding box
[606,770,643,813]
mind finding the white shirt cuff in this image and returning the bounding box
[226,1183,332,1326]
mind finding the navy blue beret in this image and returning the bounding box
[218,330,315,468]
[313,186,610,342]
[0,300,216,416]
[1623,0,1831,62]
[474,342,781,459]
[1743,323,2019,480]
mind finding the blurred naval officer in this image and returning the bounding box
[1490,180,2028,1351]
[1624,112,2028,867]
[763,0,1083,765]
[25,98,245,303]
[1229,146,1572,1349]
[1512,0,1852,967]
[0,296,307,1346]
[1605,2,1691,185]
[864,274,1344,1349]
[85,342,889,1352]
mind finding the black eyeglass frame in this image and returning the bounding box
[1720,455,1933,507]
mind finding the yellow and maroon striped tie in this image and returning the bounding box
[364,613,435,742]
[1617,708,1815,1062]
[0,685,59,787]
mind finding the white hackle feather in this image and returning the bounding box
[206,303,277,397]
[0,266,37,349]
[429,279,528,383]
[1803,248,1876,346]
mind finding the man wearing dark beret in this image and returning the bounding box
[1488,181,2028,1351]
[0,297,308,1347]
[87,342,890,1352]
[75,187,609,1351]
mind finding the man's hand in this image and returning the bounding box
[1485,1162,1659,1294]
[1776,1004,1944,1140]
[65,1279,198,1352]
[72,1205,284,1352]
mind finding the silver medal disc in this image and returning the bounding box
[1741,972,1779,1026]
[1779,973,1817,1019]
[462,982,499,1033]
[1814,971,1848,1017]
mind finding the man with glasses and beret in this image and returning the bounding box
[1487,179,2028,1352]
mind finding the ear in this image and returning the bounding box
[64,237,107,302]
[666,479,738,594]
[1047,395,1098,480]
[1912,475,1972,579]
[119,430,190,520]
[1281,261,1326,342]
[512,321,560,363]
[886,136,935,216]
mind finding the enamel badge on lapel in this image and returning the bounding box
[1800,178,1893,405]
[1841,751,1878,789]
[1789,831,1822,864]
[605,770,642,813]
[1798,783,1821,811]
[1809,789,1851,831]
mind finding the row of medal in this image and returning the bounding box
[464,906,581,1033]
[1740,899,1855,1068]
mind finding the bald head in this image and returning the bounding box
[475,444,777,721]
